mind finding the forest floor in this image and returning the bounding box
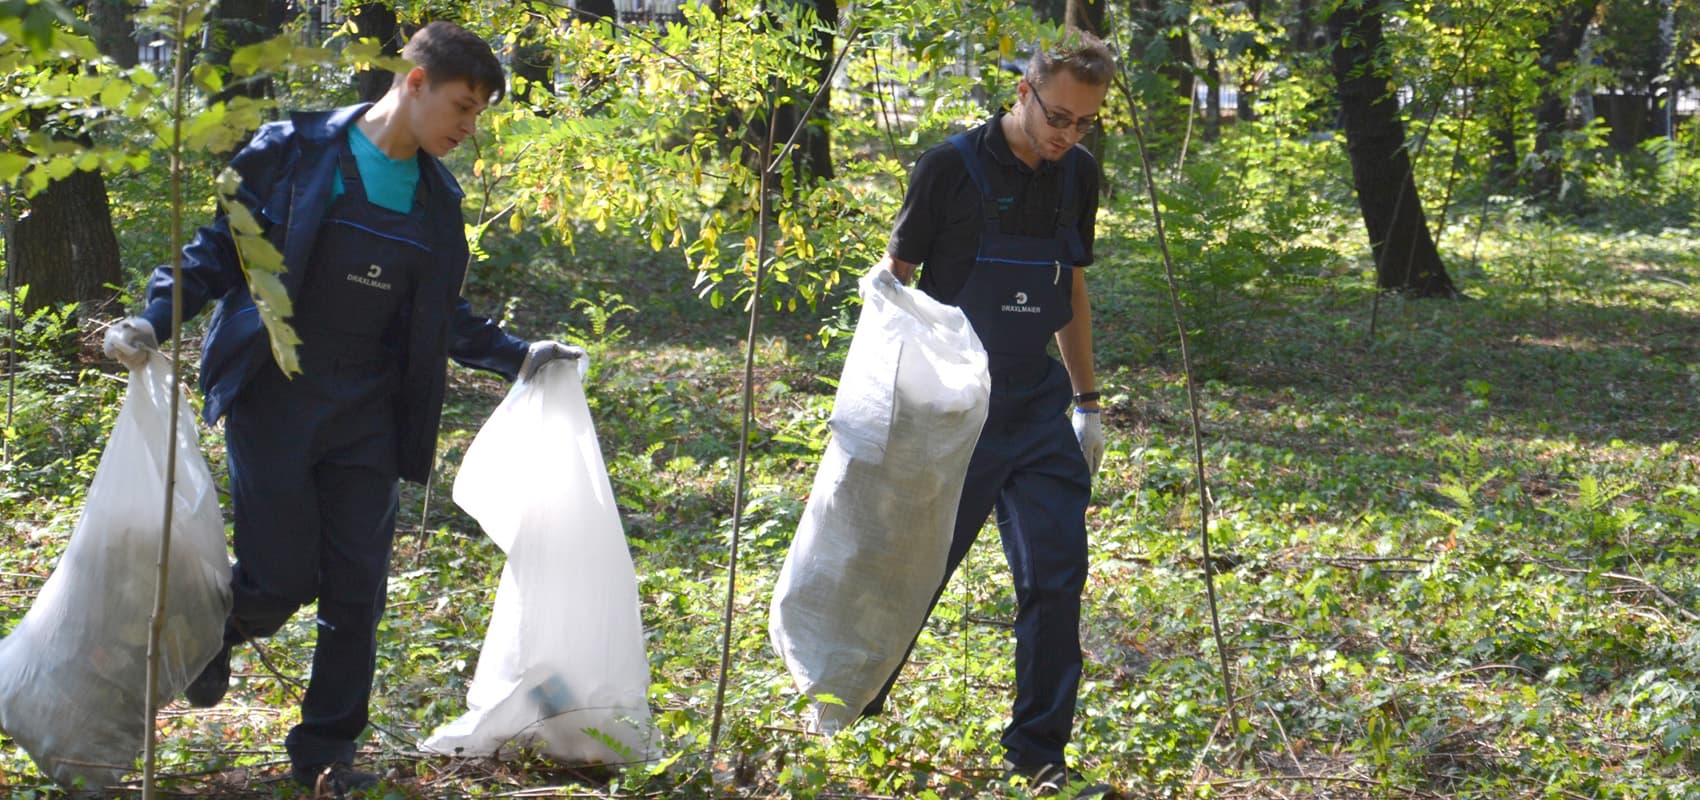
[3,197,1699,798]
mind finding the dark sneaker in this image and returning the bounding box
[1003,762,1117,798]
[291,762,380,798]
[182,643,231,708]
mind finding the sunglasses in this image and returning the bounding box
[1029,83,1099,134]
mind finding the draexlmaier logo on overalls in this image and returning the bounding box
[1002,291,1042,313]
[347,264,393,291]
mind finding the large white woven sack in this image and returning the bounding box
[770,266,990,733]
[422,357,657,765]
[0,351,231,791]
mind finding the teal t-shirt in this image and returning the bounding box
[331,125,420,214]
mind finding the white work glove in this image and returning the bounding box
[519,340,586,381]
[102,317,157,371]
[1072,408,1104,478]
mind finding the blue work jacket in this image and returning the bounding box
[140,104,528,483]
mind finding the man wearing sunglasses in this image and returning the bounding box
[868,31,1116,798]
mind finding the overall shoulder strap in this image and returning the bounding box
[947,133,992,196]
[336,134,363,193]
[948,133,1002,231]
[1053,146,1086,264]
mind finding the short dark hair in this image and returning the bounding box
[400,21,506,104]
[1027,30,1116,87]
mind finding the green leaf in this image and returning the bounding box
[228,34,295,77]
[224,200,262,236]
[20,3,56,53]
[0,152,26,185]
[191,62,224,93]
[219,166,298,376]
[233,231,283,275]
[42,156,74,182]
[342,39,414,74]
[98,78,131,109]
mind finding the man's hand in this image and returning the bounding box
[1072,408,1104,478]
[519,340,586,381]
[102,317,157,371]
[877,254,919,285]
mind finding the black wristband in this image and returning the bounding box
[1073,391,1101,404]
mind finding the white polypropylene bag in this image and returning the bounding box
[422,357,657,765]
[770,266,990,733]
[0,351,231,790]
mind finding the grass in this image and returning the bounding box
[2,157,1699,798]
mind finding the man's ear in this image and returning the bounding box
[404,66,430,94]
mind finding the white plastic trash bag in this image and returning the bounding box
[0,351,232,790]
[422,357,657,765]
[770,266,991,733]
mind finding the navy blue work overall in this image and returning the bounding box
[867,134,1093,769]
[221,142,425,769]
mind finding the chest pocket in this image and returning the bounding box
[944,134,1085,357]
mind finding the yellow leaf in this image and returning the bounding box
[508,212,523,233]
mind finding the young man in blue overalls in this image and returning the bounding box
[103,21,580,796]
[866,33,1115,797]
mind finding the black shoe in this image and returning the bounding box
[1003,762,1117,798]
[182,643,232,708]
[291,762,380,798]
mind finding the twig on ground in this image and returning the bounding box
[1542,562,1700,622]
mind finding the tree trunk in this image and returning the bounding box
[1066,0,1105,32]
[205,0,289,106]
[351,3,402,104]
[1327,0,1457,297]
[1530,0,1595,196]
[573,0,617,24]
[86,0,137,68]
[1293,0,1323,52]
[790,0,835,184]
[572,0,618,111]
[1236,0,1261,121]
[511,22,555,112]
[1157,0,1195,110]
[1125,0,1195,150]
[1204,51,1222,142]
[13,168,123,317]
[1594,93,1654,151]
[1066,0,1109,168]
[10,1,132,320]
[1487,108,1518,190]
[748,0,835,187]
[204,0,291,160]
